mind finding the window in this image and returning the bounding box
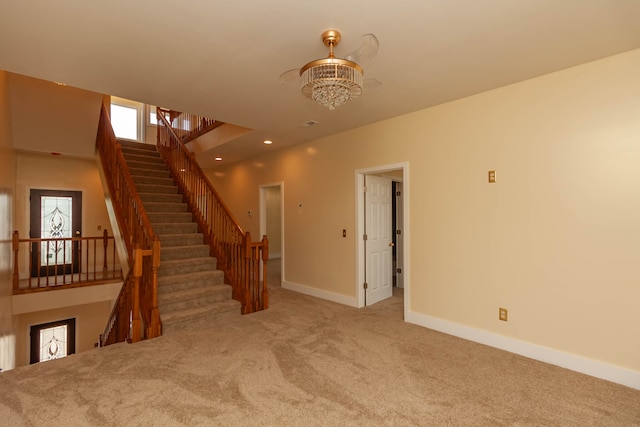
[147,104,159,126]
[111,97,144,141]
[30,318,76,364]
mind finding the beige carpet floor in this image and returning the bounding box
[1,262,639,426]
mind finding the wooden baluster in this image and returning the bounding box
[102,229,109,277]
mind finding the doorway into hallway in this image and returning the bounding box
[355,163,409,315]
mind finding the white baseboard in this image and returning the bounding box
[406,310,640,390]
[268,253,281,260]
[282,280,358,307]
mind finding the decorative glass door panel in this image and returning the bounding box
[40,196,73,266]
[30,318,76,364]
[30,189,82,277]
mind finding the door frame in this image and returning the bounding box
[259,181,285,282]
[355,162,410,317]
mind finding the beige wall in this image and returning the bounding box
[14,300,111,367]
[8,73,102,158]
[208,49,640,374]
[0,70,17,371]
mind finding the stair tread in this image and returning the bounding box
[162,243,209,249]
[159,284,230,300]
[160,257,217,267]
[161,299,239,322]
[158,268,223,281]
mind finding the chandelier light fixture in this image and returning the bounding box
[300,30,364,111]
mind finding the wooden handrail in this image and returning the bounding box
[12,229,123,294]
[96,101,161,344]
[156,109,269,314]
[157,108,224,144]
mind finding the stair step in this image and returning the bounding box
[153,222,198,234]
[136,184,179,194]
[123,152,165,164]
[121,147,161,159]
[158,270,225,293]
[158,233,204,247]
[158,257,218,275]
[158,284,232,311]
[143,202,188,213]
[161,299,241,330]
[140,192,183,204]
[131,175,175,186]
[128,167,171,179]
[119,140,158,151]
[148,212,192,223]
[126,160,167,171]
[161,244,210,261]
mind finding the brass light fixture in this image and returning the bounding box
[300,30,364,111]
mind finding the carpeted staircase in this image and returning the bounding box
[119,140,240,331]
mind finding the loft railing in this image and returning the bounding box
[96,102,161,344]
[156,108,269,314]
[12,230,123,293]
[157,108,224,144]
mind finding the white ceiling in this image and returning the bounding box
[2,1,640,168]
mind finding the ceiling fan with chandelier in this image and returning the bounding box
[280,30,381,110]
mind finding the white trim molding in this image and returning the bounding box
[406,310,640,390]
[282,280,358,308]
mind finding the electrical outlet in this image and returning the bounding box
[499,307,508,321]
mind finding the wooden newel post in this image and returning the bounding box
[261,235,269,310]
[243,232,252,314]
[13,230,20,291]
[131,248,142,343]
[149,238,161,338]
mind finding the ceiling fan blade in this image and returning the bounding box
[363,78,382,90]
[279,68,300,84]
[345,33,379,65]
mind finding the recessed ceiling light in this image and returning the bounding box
[263,140,273,145]
[215,156,223,161]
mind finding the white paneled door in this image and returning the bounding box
[364,175,393,305]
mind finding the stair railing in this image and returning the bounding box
[157,108,224,144]
[96,102,162,344]
[156,109,269,314]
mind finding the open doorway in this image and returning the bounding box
[356,163,409,316]
[259,182,284,286]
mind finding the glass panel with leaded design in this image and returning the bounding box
[39,325,68,362]
[40,195,73,267]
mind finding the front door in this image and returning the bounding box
[364,175,393,305]
[29,189,82,277]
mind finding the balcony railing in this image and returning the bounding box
[12,230,123,294]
